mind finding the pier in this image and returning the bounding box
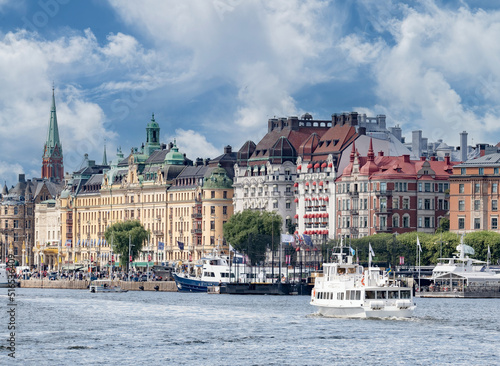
[21,279,178,292]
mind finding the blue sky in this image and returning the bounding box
[1,0,500,186]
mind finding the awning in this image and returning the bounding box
[131,261,155,267]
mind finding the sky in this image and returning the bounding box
[1,0,500,187]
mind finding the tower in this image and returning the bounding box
[145,113,161,156]
[41,88,64,182]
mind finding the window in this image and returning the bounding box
[286,201,291,209]
[273,201,278,209]
[418,199,423,210]
[424,217,431,228]
[223,191,227,199]
[14,207,18,215]
[222,206,227,215]
[403,198,409,209]
[459,200,465,211]
[459,184,464,193]
[380,182,387,193]
[479,168,484,175]
[493,183,498,194]
[474,200,480,211]
[403,216,410,228]
[424,199,431,210]
[492,217,498,230]
[461,168,466,175]
[13,220,18,228]
[493,200,498,211]
[424,183,431,192]
[210,206,216,215]
[474,183,480,193]
[418,182,422,192]
[495,168,499,175]
[392,215,399,228]
[474,218,481,229]
[458,218,465,229]
[418,217,422,228]
[210,221,215,230]
[393,198,399,209]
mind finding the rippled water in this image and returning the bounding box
[1,288,500,365]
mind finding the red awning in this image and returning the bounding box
[312,181,316,186]
[319,181,324,186]
[294,214,298,219]
[314,163,320,169]
[305,182,309,186]
[294,198,299,203]
[307,163,313,169]
[293,182,298,187]
[321,162,327,168]
[297,165,301,170]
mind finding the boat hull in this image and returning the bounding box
[312,303,416,318]
[173,273,219,293]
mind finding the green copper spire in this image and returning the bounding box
[102,141,108,165]
[43,87,62,158]
[145,113,161,156]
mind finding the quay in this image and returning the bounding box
[21,279,178,292]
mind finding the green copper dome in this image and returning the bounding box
[165,140,184,165]
[204,164,233,189]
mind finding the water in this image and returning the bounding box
[1,289,500,365]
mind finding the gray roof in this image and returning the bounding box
[455,153,500,167]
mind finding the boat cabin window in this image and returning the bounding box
[337,292,344,300]
[376,291,386,299]
[388,291,399,299]
[346,290,361,300]
[400,290,411,299]
[347,267,356,274]
[203,272,216,277]
[365,291,375,299]
[337,268,346,275]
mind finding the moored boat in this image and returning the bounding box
[310,246,416,318]
[89,279,127,293]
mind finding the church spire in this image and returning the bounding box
[42,87,64,182]
[102,141,108,165]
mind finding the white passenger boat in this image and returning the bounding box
[419,239,500,297]
[310,246,416,318]
[89,279,127,293]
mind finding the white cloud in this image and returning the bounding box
[0,28,151,185]
[341,4,500,146]
[165,129,220,161]
[107,0,337,145]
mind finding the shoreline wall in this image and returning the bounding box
[20,279,178,292]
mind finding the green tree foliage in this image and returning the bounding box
[104,220,149,268]
[348,231,500,266]
[223,210,282,265]
[436,218,450,233]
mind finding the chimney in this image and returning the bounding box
[18,174,25,183]
[403,155,410,163]
[224,145,232,154]
[412,130,422,158]
[460,131,468,162]
[444,155,450,165]
[420,157,426,161]
[358,127,366,136]
[378,151,384,157]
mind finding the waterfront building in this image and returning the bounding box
[233,114,332,234]
[335,140,456,238]
[449,153,500,233]
[1,174,62,267]
[295,113,414,244]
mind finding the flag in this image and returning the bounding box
[229,243,235,252]
[77,239,80,247]
[65,240,71,247]
[302,234,313,247]
[399,256,404,265]
[417,236,422,252]
[369,243,375,257]
[281,234,295,244]
[350,247,355,256]
[286,255,291,265]
[158,242,164,251]
[177,241,184,251]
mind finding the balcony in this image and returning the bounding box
[348,191,359,197]
[375,208,392,214]
[350,210,359,215]
[154,231,164,236]
[191,229,202,235]
[191,213,203,219]
[375,226,392,233]
[375,190,393,197]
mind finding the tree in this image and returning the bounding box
[223,210,282,265]
[104,220,149,270]
[436,218,450,233]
